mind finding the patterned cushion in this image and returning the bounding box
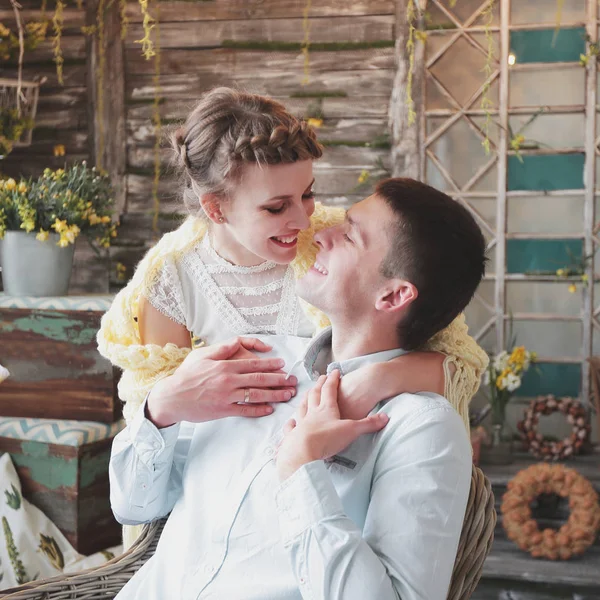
[0,294,114,312]
[0,454,121,589]
[0,417,124,447]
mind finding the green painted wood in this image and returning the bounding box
[0,307,120,423]
[510,27,586,64]
[507,154,585,191]
[0,436,121,555]
[506,239,583,274]
[517,362,581,397]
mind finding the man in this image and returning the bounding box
[110,178,487,599]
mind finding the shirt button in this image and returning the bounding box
[266,447,275,457]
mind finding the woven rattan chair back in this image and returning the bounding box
[447,465,497,600]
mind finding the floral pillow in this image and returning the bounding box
[0,453,120,590]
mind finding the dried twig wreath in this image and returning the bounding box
[517,395,590,461]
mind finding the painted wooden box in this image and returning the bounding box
[0,416,124,555]
[0,294,121,423]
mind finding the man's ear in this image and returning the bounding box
[375,280,418,314]
[200,194,225,224]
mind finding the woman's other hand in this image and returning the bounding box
[146,337,297,427]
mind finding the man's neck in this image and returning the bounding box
[330,318,401,363]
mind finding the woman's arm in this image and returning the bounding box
[338,352,449,421]
[109,399,192,525]
[338,315,487,429]
[138,295,191,348]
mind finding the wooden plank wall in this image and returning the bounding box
[116,0,397,288]
[1,0,397,291]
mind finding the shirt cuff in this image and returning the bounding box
[128,393,181,469]
[275,460,345,543]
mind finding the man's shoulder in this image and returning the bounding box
[375,392,471,459]
[378,392,467,436]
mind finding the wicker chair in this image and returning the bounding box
[1,465,496,600]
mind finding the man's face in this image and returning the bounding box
[297,194,396,318]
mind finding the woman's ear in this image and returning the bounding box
[375,280,418,314]
[200,194,226,224]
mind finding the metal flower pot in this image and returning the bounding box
[0,231,75,296]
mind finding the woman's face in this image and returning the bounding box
[214,160,316,265]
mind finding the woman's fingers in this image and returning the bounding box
[283,418,296,434]
[231,357,289,375]
[297,395,308,418]
[236,372,298,390]
[234,387,294,405]
[321,369,341,406]
[307,374,327,409]
[237,336,273,353]
[225,403,275,418]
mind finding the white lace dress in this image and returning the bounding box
[146,234,315,346]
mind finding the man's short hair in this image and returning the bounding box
[376,178,487,351]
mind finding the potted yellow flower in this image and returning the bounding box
[481,342,536,464]
[0,162,116,296]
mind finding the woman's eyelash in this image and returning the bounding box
[266,192,314,214]
[266,205,285,214]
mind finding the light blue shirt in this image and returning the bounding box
[110,329,471,600]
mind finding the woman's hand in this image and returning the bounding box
[338,351,448,421]
[276,370,389,481]
[146,337,297,427]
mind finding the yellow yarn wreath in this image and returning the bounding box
[501,463,600,560]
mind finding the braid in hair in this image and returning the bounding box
[170,87,323,216]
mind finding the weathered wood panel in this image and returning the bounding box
[0,436,122,555]
[127,94,393,122]
[70,238,110,294]
[127,117,387,147]
[0,308,120,423]
[127,144,390,171]
[125,47,395,76]
[125,0,394,21]
[127,69,394,102]
[0,35,86,64]
[126,16,394,49]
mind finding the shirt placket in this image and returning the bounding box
[186,430,284,599]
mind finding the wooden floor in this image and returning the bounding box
[474,449,600,599]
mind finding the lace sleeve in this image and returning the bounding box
[144,257,187,327]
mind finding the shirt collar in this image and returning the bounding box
[285,327,409,381]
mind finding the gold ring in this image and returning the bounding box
[244,388,251,403]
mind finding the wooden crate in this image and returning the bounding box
[0,295,121,423]
[0,416,124,555]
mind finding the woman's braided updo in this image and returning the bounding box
[170,87,323,214]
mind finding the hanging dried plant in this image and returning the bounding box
[301,0,312,85]
[151,1,161,235]
[52,0,65,85]
[119,0,128,40]
[95,0,106,171]
[405,0,418,126]
[136,0,156,59]
[480,0,495,154]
